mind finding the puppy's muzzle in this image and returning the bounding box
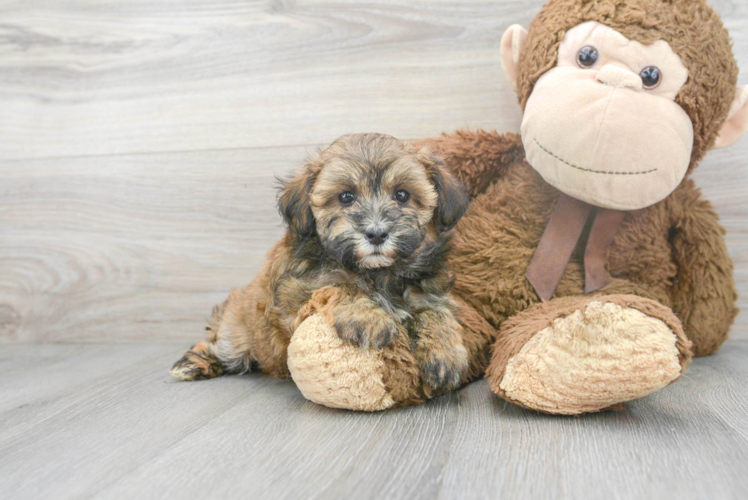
[365,227,389,246]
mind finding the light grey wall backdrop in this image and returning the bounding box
[1,0,746,342]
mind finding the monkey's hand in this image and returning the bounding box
[412,309,469,392]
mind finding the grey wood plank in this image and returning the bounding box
[0,343,192,438]
[0,147,296,342]
[1,0,744,161]
[0,342,292,499]
[0,0,533,160]
[0,341,746,500]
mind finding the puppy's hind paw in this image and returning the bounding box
[170,342,225,381]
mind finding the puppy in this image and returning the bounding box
[171,133,471,391]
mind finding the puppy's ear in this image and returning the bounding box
[277,157,321,237]
[420,148,470,232]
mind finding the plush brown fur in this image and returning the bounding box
[422,128,736,414]
[171,133,496,398]
[420,131,737,360]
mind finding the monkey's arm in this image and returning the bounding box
[412,130,526,197]
[667,180,738,356]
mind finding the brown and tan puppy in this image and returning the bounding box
[171,133,483,397]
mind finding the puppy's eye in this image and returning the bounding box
[338,191,356,205]
[639,66,661,89]
[577,46,598,68]
[394,189,410,203]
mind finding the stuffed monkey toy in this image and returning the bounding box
[288,0,748,415]
[416,0,748,414]
[176,0,746,414]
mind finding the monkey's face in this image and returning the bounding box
[309,148,439,270]
[521,22,693,210]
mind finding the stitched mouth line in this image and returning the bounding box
[534,139,658,176]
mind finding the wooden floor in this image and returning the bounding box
[1,1,748,499]
[1,341,747,500]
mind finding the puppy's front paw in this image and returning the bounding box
[419,344,469,392]
[333,306,399,349]
[412,310,470,392]
[170,342,225,381]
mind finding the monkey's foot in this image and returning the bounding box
[170,341,225,381]
[486,295,692,415]
[288,314,398,411]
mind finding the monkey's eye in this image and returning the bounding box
[639,66,661,89]
[338,191,356,205]
[394,189,410,203]
[577,46,598,68]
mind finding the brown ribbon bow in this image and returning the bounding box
[525,193,627,302]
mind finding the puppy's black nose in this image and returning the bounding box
[365,228,389,246]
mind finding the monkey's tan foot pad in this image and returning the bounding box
[288,313,428,411]
[486,295,693,415]
[288,314,397,411]
[170,341,225,381]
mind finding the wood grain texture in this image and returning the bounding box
[1,147,294,342]
[0,0,532,160]
[0,341,747,499]
[0,0,747,342]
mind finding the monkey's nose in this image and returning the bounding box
[365,228,389,246]
[595,64,643,91]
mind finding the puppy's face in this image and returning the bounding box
[278,134,469,270]
[310,141,438,269]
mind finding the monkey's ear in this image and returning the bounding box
[501,24,528,89]
[277,159,320,237]
[715,85,748,149]
[421,150,470,232]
